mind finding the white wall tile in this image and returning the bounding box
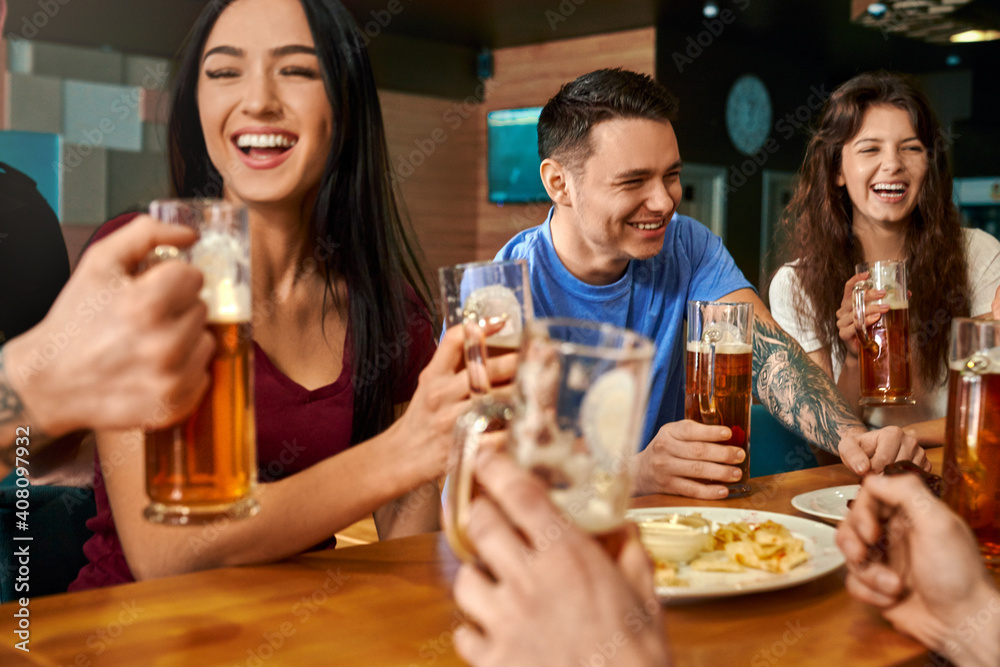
[62,80,142,152]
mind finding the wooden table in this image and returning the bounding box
[0,452,949,666]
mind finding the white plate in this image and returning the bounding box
[627,507,844,601]
[790,485,861,524]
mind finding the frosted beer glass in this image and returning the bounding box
[144,200,259,525]
[685,301,753,498]
[446,318,655,563]
[438,259,532,394]
[942,318,1000,568]
[853,260,914,406]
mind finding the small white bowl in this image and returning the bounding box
[638,513,712,563]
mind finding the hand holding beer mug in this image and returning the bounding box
[943,318,1000,568]
[853,261,914,406]
[144,200,258,525]
[446,318,654,562]
[440,259,531,560]
[685,301,753,498]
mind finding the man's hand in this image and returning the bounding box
[836,473,1000,666]
[992,284,1000,320]
[837,426,927,476]
[453,452,671,667]
[3,216,214,439]
[631,420,745,499]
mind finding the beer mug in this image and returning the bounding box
[852,261,914,406]
[445,318,654,563]
[942,318,1000,568]
[438,259,532,395]
[685,301,753,498]
[143,200,259,525]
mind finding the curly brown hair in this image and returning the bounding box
[777,71,969,386]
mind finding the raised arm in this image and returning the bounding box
[0,217,212,465]
[722,289,926,474]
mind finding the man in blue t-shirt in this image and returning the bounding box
[496,69,929,499]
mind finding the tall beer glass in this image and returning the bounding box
[144,200,258,525]
[942,318,1000,568]
[685,301,753,498]
[438,259,532,394]
[439,260,530,560]
[446,318,654,562]
[853,260,914,406]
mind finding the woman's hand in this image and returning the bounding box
[836,272,887,359]
[389,326,518,482]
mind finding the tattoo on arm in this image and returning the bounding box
[0,347,49,456]
[752,318,863,454]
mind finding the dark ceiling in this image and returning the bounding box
[3,0,998,98]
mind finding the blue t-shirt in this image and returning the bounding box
[495,208,753,450]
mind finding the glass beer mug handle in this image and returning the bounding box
[853,279,876,353]
[961,354,989,450]
[694,340,720,424]
[463,318,492,395]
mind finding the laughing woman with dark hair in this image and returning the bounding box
[769,71,1000,438]
[69,0,502,589]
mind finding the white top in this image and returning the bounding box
[768,227,1000,426]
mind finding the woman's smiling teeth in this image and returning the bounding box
[872,182,907,201]
[235,133,298,153]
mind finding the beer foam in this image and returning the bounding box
[463,284,522,335]
[580,368,637,459]
[190,230,251,322]
[548,492,620,533]
[686,340,752,355]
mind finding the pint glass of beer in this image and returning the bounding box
[143,200,258,525]
[685,301,753,497]
[852,261,914,406]
[438,259,532,395]
[942,318,1000,568]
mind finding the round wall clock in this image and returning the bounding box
[725,74,772,156]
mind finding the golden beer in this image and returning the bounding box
[685,343,752,494]
[943,365,1000,567]
[858,306,913,405]
[144,199,257,525]
[146,322,256,516]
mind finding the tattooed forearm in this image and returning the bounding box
[0,347,27,427]
[751,318,863,454]
[0,346,49,456]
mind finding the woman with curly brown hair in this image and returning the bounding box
[769,71,1000,437]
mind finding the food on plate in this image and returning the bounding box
[641,516,811,578]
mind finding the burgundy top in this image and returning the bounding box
[69,213,435,590]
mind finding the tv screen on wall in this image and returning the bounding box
[487,108,549,204]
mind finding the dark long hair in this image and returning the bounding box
[168,0,433,444]
[777,71,968,385]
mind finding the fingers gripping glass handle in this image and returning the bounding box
[853,280,879,355]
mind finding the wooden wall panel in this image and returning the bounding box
[475,27,656,259]
[379,89,480,293]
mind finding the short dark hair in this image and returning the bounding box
[537,68,679,168]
